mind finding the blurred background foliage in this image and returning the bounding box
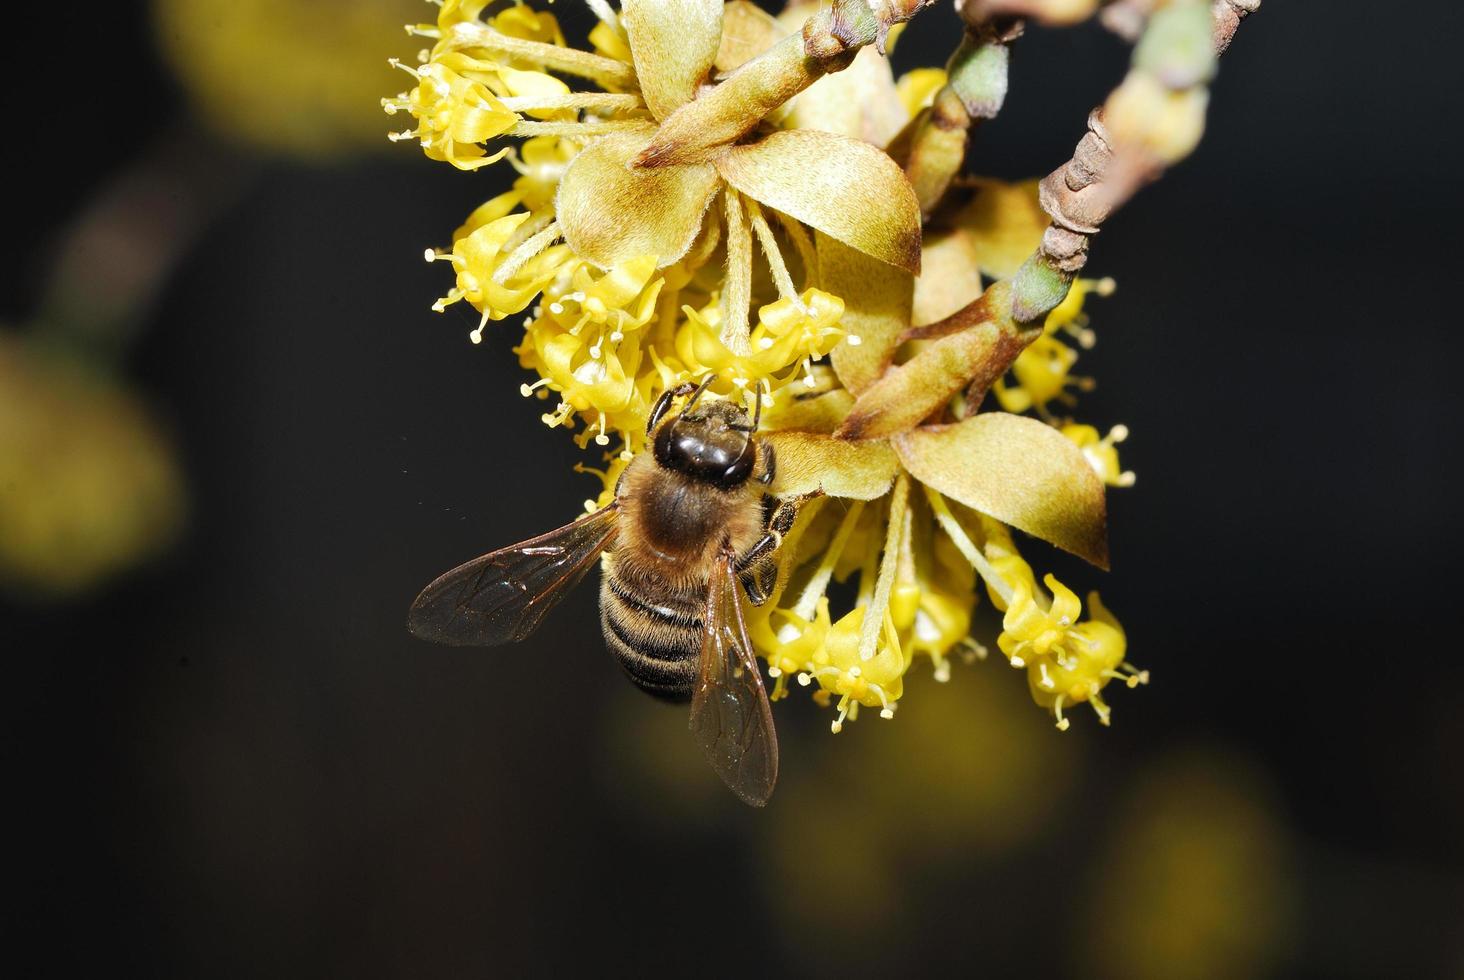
[4,1,1462,977]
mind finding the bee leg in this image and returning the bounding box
[739,555,779,606]
[647,381,700,435]
[734,498,802,605]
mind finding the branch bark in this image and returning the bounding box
[1010,0,1258,323]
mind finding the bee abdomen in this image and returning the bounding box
[600,574,702,703]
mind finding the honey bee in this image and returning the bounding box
[408,378,802,806]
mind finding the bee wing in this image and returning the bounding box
[408,505,619,646]
[688,550,779,807]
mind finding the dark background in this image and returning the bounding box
[6,2,1462,977]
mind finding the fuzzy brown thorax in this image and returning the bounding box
[612,454,764,596]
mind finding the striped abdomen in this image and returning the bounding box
[599,567,705,702]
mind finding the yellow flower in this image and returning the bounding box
[425,191,576,334]
[155,0,426,158]
[748,598,834,702]
[993,333,1089,417]
[0,336,185,596]
[908,529,981,682]
[999,574,1147,730]
[394,1,1148,741]
[992,276,1114,418]
[808,605,907,732]
[392,0,919,362]
[383,57,516,169]
[675,290,847,390]
[516,255,664,449]
[1063,423,1136,488]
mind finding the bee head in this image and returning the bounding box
[652,384,759,490]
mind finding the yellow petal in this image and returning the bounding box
[715,1,786,73]
[715,130,922,274]
[760,386,855,434]
[498,65,570,105]
[764,431,900,500]
[816,231,913,396]
[897,67,948,118]
[894,413,1109,568]
[556,128,721,269]
[622,0,723,120]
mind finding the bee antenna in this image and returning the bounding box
[685,374,716,412]
[751,380,766,431]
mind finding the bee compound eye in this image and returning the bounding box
[720,438,756,487]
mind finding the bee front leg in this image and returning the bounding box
[735,496,803,606]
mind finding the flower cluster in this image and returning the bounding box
[390,0,1145,733]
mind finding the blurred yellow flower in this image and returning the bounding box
[155,0,427,158]
[1078,749,1293,980]
[0,336,185,597]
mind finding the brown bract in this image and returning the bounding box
[835,281,1031,440]
[894,413,1109,568]
[817,232,914,396]
[765,431,900,500]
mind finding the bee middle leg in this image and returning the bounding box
[735,497,804,606]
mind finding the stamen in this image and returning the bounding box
[959,637,988,662]
[873,684,894,719]
[1038,661,1056,690]
[541,401,574,428]
[931,653,951,683]
[386,57,421,80]
[830,694,855,733]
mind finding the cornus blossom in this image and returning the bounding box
[390,0,1261,732]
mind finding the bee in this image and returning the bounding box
[408,377,803,806]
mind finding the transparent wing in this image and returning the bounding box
[689,550,779,807]
[408,505,619,647]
